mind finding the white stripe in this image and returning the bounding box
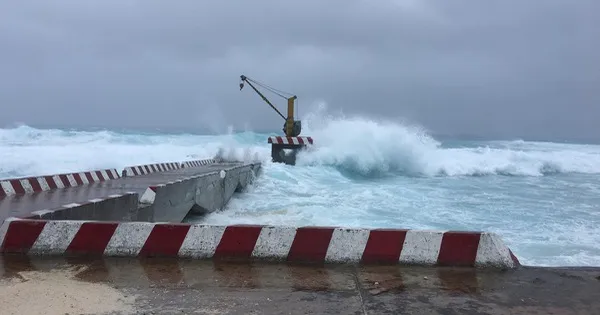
[66,174,77,186]
[90,171,100,182]
[325,228,370,263]
[134,166,144,175]
[63,203,81,208]
[400,230,444,265]
[252,226,296,260]
[157,164,165,172]
[104,222,155,256]
[178,225,226,258]
[52,175,65,188]
[292,137,299,145]
[37,177,50,191]
[88,198,104,203]
[110,169,119,178]
[1,181,15,195]
[30,221,83,255]
[19,179,34,193]
[79,172,89,184]
[100,170,110,180]
[475,233,515,268]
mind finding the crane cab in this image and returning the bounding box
[268,136,314,165]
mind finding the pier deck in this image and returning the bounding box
[0,162,242,222]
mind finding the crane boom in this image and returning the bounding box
[239,75,302,137]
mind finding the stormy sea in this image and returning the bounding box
[2,112,599,267]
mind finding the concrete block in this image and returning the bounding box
[0,220,521,269]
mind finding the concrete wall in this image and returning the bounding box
[0,219,520,269]
[138,162,262,222]
[21,193,140,221]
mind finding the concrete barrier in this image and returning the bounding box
[181,159,217,168]
[19,192,139,221]
[0,168,120,197]
[122,162,182,177]
[138,162,261,222]
[0,220,520,268]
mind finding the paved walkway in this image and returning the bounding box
[1,255,599,314]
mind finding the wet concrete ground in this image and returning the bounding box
[1,255,599,315]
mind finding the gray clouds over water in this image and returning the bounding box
[1,0,598,141]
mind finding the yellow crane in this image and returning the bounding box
[239,75,302,137]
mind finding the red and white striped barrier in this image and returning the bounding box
[0,169,120,198]
[268,136,314,145]
[181,159,217,168]
[0,221,520,268]
[122,162,181,177]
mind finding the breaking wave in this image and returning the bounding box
[295,106,600,178]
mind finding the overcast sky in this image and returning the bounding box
[1,0,598,140]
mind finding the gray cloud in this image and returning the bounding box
[1,0,598,141]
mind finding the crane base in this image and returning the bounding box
[267,136,314,166]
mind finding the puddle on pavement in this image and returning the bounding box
[1,254,485,294]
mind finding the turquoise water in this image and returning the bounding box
[1,119,600,267]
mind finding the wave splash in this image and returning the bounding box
[295,104,600,178]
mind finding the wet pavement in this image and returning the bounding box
[1,254,599,314]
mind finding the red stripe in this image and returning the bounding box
[149,186,158,192]
[139,224,191,257]
[509,249,521,266]
[95,170,105,181]
[10,180,25,194]
[150,165,158,172]
[107,169,117,179]
[287,227,334,263]
[297,137,305,145]
[361,229,407,264]
[307,137,313,144]
[43,176,58,189]
[437,232,481,267]
[1,220,46,253]
[66,222,119,255]
[143,165,151,174]
[131,167,139,176]
[58,174,71,187]
[27,178,42,192]
[84,172,95,183]
[275,137,283,144]
[214,225,262,260]
[0,188,5,198]
[72,173,84,185]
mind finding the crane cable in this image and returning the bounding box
[244,77,295,99]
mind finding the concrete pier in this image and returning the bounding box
[0,159,261,223]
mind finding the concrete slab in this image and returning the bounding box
[1,256,599,314]
[0,162,249,222]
